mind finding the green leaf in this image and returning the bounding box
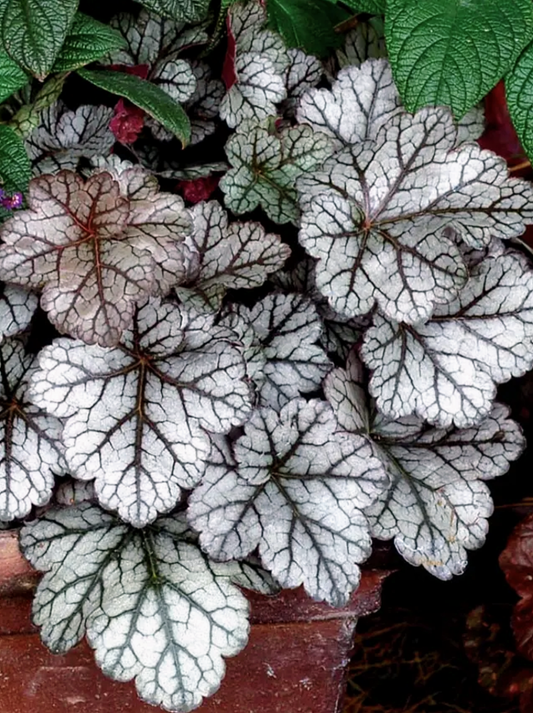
[52,13,127,73]
[507,41,533,162]
[505,42,533,164]
[340,0,385,13]
[9,73,66,138]
[137,0,209,22]
[0,51,28,102]
[0,125,31,193]
[267,0,350,57]
[0,0,79,78]
[78,68,191,146]
[386,0,533,117]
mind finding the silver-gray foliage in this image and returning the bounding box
[222,293,332,409]
[0,339,66,520]
[297,59,533,324]
[362,252,533,427]
[21,502,275,712]
[325,349,525,578]
[28,300,253,527]
[188,398,387,606]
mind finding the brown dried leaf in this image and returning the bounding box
[501,514,533,661]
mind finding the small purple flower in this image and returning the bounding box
[0,190,23,211]
[9,192,23,209]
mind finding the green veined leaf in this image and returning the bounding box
[266,0,350,57]
[9,73,67,138]
[52,13,127,73]
[506,40,533,162]
[0,0,79,78]
[0,51,28,103]
[78,68,191,146]
[0,124,31,193]
[340,0,385,13]
[137,0,209,22]
[386,0,533,117]
[20,503,276,710]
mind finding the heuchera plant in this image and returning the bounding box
[1,0,533,711]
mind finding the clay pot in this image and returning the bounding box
[0,530,387,713]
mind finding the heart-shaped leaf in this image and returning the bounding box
[21,502,274,710]
[325,349,525,578]
[361,252,533,428]
[188,398,387,606]
[0,170,193,346]
[29,300,253,526]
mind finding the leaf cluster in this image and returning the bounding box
[0,3,530,713]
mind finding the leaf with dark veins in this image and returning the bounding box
[188,399,387,606]
[28,300,253,527]
[325,349,525,578]
[0,338,66,520]
[362,252,533,427]
[20,502,273,711]
[223,294,332,409]
[297,59,401,145]
[221,122,334,224]
[0,171,193,347]
[220,0,289,128]
[0,284,38,341]
[297,65,533,324]
[26,103,115,175]
[177,200,290,312]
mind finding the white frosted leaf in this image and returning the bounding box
[362,252,533,427]
[26,103,115,175]
[153,58,197,104]
[20,502,257,711]
[185,61,224,145]
[324,355,525,578]
[220,123,334,225]
[297,70,533,323]
[109,10,184,66]
[270,257,368,358]
[28,300,253,526]
[299,189,468,324]
[335,21,387,70]
[297,59,401,145]
[220,1,289,129]
[0,284,38,340]
[188,399,387,606]
[282,48,322,118]
[225,294,332,409]
[0,171,193,347]
[456,105,485,145]
[177,201,290,312]
[0,338,65,521]
[229,0,288,73]
[220,53,286,128]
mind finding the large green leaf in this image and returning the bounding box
[137,0,209,22]
[0,0,79,78]
[0,51,28,102]
[267,0,350,57]
[52,13,126,73]
[341,0,385,13]
[386,0,533,117]
[78,68,191,146]
[0,124,31,193]
[507,41,533,162]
